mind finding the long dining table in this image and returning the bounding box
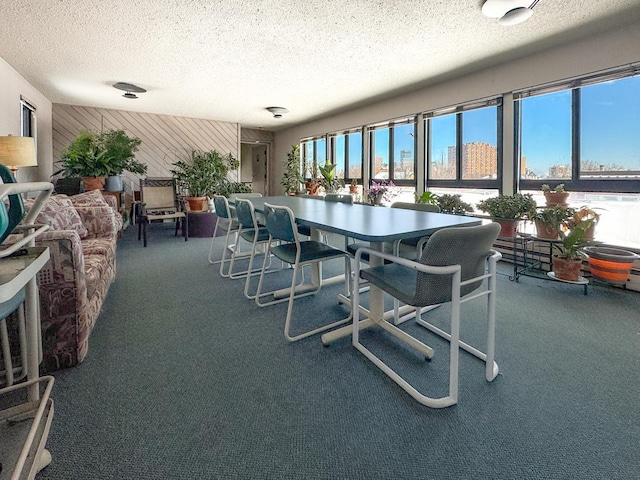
[241,195,482,343]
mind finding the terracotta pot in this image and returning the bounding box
[496,219,520,238]
[534,219,559,240]
[552,255,583,282]
[544,192,569,207]
[187,196,207,212]
[349,185,358,194]
[584,246,640,285]
[82,176,105,191]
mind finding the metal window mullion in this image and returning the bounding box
[456,113,462,181]
[572,89,580,180]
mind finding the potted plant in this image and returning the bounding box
[171,149,239,211]
[58,129,145,192]
[551,216,597,282]
[530,205,575,240]
[436,194,474,215]
[366,179,395,206]
[304,158,321,195]
[319,160,342,193]
[568,206,600,240]
[541,183,569,207]
[349,179,359,194]
[280,145,303,195]
[100,129,145,192]
[476,193,536,237]
[414,191,439,205]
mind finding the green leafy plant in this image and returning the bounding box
[414,191,439,205]
[541,183,566,193]
[436,194,474,215]
[476,193,536,219]
[319,160,342,192]
[529,204,575,225]
[59,129,145,178]
[554,216,597,260]
[171,149,239,198]
[281,145,303,194]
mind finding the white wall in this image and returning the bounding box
[0,56,53,182]
[271,20,640,195]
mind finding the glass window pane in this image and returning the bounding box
[461,107,497,180]
[334,135,345,179]
[520,90,572,180]
[373,128,390,179]
[315,138,326,163]
[580,75,640,179]
[393,123,414,180]
[429,114,456,180]
[348,132,362,179]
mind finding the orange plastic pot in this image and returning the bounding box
[584,246,639,285]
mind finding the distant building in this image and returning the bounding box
[461,142,497,179]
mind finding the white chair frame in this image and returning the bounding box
[351,246,502,408]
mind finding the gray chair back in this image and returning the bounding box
[412,222,500,306]
[213,195,232,219]
[391,202,440,213]
[325,193,354,204]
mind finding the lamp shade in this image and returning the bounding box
[0,136,37,169]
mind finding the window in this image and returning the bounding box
[20,98,37,146]
[368,117,415,185]
[425,99,501,189]
[330,129,362,181]
[518,90,572,180]
[580,75,640,179]
[516,66,640,247]
[517,66,640,192]
[300,136,327,178]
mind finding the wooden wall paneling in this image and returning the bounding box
[52,104,240,192]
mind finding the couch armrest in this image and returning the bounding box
[75,205,120,239]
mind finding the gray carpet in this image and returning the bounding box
[36,223,640,479]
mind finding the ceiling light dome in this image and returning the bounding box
[266,106,289,118]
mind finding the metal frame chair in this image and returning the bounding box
[230,198,281,299]
[351,222,501,408]
[255,202,352,342]
[209,194,241,277]
[137,177,187,247]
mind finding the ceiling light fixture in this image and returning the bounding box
[113,82,147,99]
[482,0,540,26]
[266,106,289,118]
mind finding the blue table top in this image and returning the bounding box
[241,196,481,243]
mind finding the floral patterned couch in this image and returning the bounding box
[5,189,122,371]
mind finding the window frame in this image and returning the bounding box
[424,98,502,191]
[367,116,416,187]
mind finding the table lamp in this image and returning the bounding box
[0,135,38,179]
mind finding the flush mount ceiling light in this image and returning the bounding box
[482,0,540,26]
[113,82,147,99]
[266,106,289,118]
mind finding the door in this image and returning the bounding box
[240,143,269,195]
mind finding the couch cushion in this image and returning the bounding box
[69,190,110,208]
[24,196,89,239]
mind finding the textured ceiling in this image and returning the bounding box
[2,0,640,130]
